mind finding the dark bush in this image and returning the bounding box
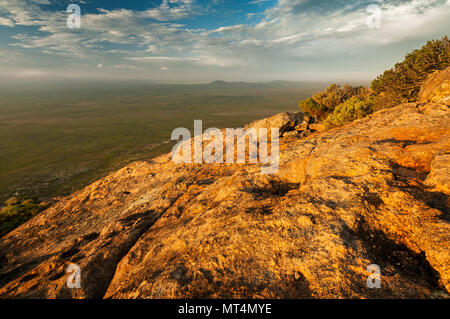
[371,36,450,109]
[299,84,369,119]
[299,37,449,127]
[298,97,328,119]
[0,198,47,237]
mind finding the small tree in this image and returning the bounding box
[299,84,371,119]
[298,97,328,119]
[371,36,450,109]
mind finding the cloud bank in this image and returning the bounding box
[0,0,449,82]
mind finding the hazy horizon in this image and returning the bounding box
[0,78,371,93]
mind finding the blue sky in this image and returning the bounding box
[0,0,449,83]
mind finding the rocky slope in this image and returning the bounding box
[0,71,449,299]
[419,67,450,105]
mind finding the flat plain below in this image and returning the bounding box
[0,80,328,203]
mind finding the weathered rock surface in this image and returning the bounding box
[245,111,304,136]
[0,101,448,299]
[419,67,450,105]
[1,71,450,299]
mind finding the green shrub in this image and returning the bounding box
[371,36,450,109]
[299,84,370,119]
[298,37,448,129]
[298,97,329,118]
[312,84,363,110]
[324,96,374,128]
[0,198,47,237]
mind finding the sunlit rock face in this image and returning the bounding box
[419,67,450,105]
[0,74,449,299]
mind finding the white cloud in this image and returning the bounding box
[0,17,14,27]
[249,0,271,4]
[113,64,137,70]
[127,55,243,67]
[0,0,448,81]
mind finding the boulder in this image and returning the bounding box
[308,123,326,132]
[246,112,304,136]
[418,67,450,105]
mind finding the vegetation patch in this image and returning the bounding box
[299,36,450,128]
[324,95,374,128]
[371,36,449,109]
[0,197,47,237]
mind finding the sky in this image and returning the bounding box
[0,0,449,84]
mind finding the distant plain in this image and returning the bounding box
[0,81,328,203]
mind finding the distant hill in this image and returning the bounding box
[208,80,247,86]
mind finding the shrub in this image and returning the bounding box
[4,197,19,205]
[324,96,374,128]
[298,37,448,129]
[298,97,329,119]
[299,84,370,119]
[371,36,450,109]
[312,84,362,110]
[0,198,47,237]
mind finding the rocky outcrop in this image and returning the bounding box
[0,100,448,299]
[247,111,325,140]
[419,67,450,105]
[246,111,304,136]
